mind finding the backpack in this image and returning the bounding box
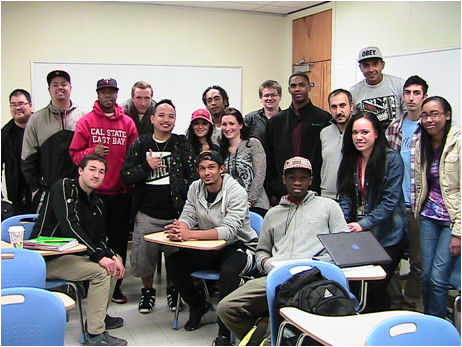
[274,267,356,345]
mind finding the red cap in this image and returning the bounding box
[191,109,212,124]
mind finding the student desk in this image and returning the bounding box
[1,290,75,310]
[144,231,226,250]
[279,307,421,346]
[1,240,87,257]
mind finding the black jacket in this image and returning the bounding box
[264,101,331,200]
[31,178,114,263]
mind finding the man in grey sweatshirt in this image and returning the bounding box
[165,150,257,346]
[217,156,348,342]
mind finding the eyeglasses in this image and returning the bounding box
[262,93,279,99]
[10,102,29,108]
[420,111,445,120]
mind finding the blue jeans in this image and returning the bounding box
[420,215,458,318]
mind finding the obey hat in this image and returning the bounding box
[191,108,212,124]
[96,78,119,91]
[358,46,383,63]
[197,150,224,166]
[47,70,71,86]
[283,156,312,175]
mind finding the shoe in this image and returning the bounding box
[84,331,127,346]
[212,335,231,346]
[184,301,210,331]
[138,287,156,314]
[166,285,184,312]
[104,315,124,330]
[111,288,127,304]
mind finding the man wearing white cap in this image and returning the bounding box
[217,156,347,343]
[350,46,406,128]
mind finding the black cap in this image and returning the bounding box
[47,70,71,86]
[96,78,119,91]
[197,150,224,166]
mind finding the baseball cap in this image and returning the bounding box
[358,46,383,63]
[191,108,212,124]
[47,70,71,86]
[283,156,312,175]
[197,150,224,166]
[96,78,119,91]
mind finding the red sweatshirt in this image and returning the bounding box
[69,101,138,195]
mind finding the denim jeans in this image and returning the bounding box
[420,215,458,318]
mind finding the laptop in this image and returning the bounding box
[317,231,392,268]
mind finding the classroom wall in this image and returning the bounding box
[1,1,290,126]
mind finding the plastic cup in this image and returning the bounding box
[8,225,25,248]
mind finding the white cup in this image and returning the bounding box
[8,225,25,248]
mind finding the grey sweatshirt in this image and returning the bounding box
[256,191,348,274]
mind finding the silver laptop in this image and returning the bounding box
[317,231,392,268]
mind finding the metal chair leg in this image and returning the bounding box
[172,292,181,330]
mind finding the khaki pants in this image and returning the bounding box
[45,254,118,335]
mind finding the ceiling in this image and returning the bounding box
[110,1,327,16]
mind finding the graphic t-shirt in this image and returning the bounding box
[139,137,176,219]
[400,117,419,206]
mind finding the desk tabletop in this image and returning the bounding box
[144,232,226,250]
[280,307,421,346]
[1,240,87,257]
[2,291,75,311]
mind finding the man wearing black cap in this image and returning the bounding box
[165,150,257,346]
[350,46,406,128]
[70,78,138,304]
[21,70,86,213]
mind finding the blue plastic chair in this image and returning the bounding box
[365,314,461,346]
[266,260,358,345]
[2,287,67,346]
[1,213,38,241]
[249,211,264,234]
[1,248,47,288]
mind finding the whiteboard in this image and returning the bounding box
[355,47,461,126]
[31,62,242,134]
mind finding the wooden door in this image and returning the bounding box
[292,10,332,112]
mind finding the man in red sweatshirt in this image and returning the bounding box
[70,78,138,304]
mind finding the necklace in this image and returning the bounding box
[153,135,171,158]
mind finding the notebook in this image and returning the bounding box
[317,231,392,268]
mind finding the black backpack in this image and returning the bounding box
[274,266,356,345]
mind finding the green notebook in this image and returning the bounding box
[24,237,79,251]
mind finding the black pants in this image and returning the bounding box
[100,193,132,290]
[350,234,406,313]
[166,243,253,337]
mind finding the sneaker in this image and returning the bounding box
[111,288,127,304]
[138,287,156,314]
[212,335,231,346]
[104,315,124,330]
[184,300,210,331]
[84,331,127,346]
[166,285,184,312]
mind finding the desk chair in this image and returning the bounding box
[449,255,461,333]
[266,260,357,346]
[172,212,263,330]
[1,215,86,343]
[365,314,461,346]
[2,287,67,346]
[1,248,46,288]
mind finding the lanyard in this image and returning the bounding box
[358,156,366,198]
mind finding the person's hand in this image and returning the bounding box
[112,256,126,279]
[165,220,192,241]
[98,257,119,277]
[146,149,166,170]
[94,142,109,157]
[348,222,363,232]
[450,236,461,256]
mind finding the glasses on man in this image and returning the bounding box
[262,93,279,99]
[420,111,445,120]
[10,102,29,108]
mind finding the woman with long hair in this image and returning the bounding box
[186,108,218,156]
[337,111,407,312]
[414,96,460,318]
[219,107,269,216]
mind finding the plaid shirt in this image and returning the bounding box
[385,114,422,210]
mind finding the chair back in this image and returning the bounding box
[249,211,264,236]
[1,214,38,241]
[266,260,353,344]
[2,287,66,346]
[1,248,46,289]
[365,314,461,346]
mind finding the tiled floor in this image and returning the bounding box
[64,251,220,346]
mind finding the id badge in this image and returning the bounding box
[357,204,365,220]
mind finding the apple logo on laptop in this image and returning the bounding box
[352,243,360,250]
